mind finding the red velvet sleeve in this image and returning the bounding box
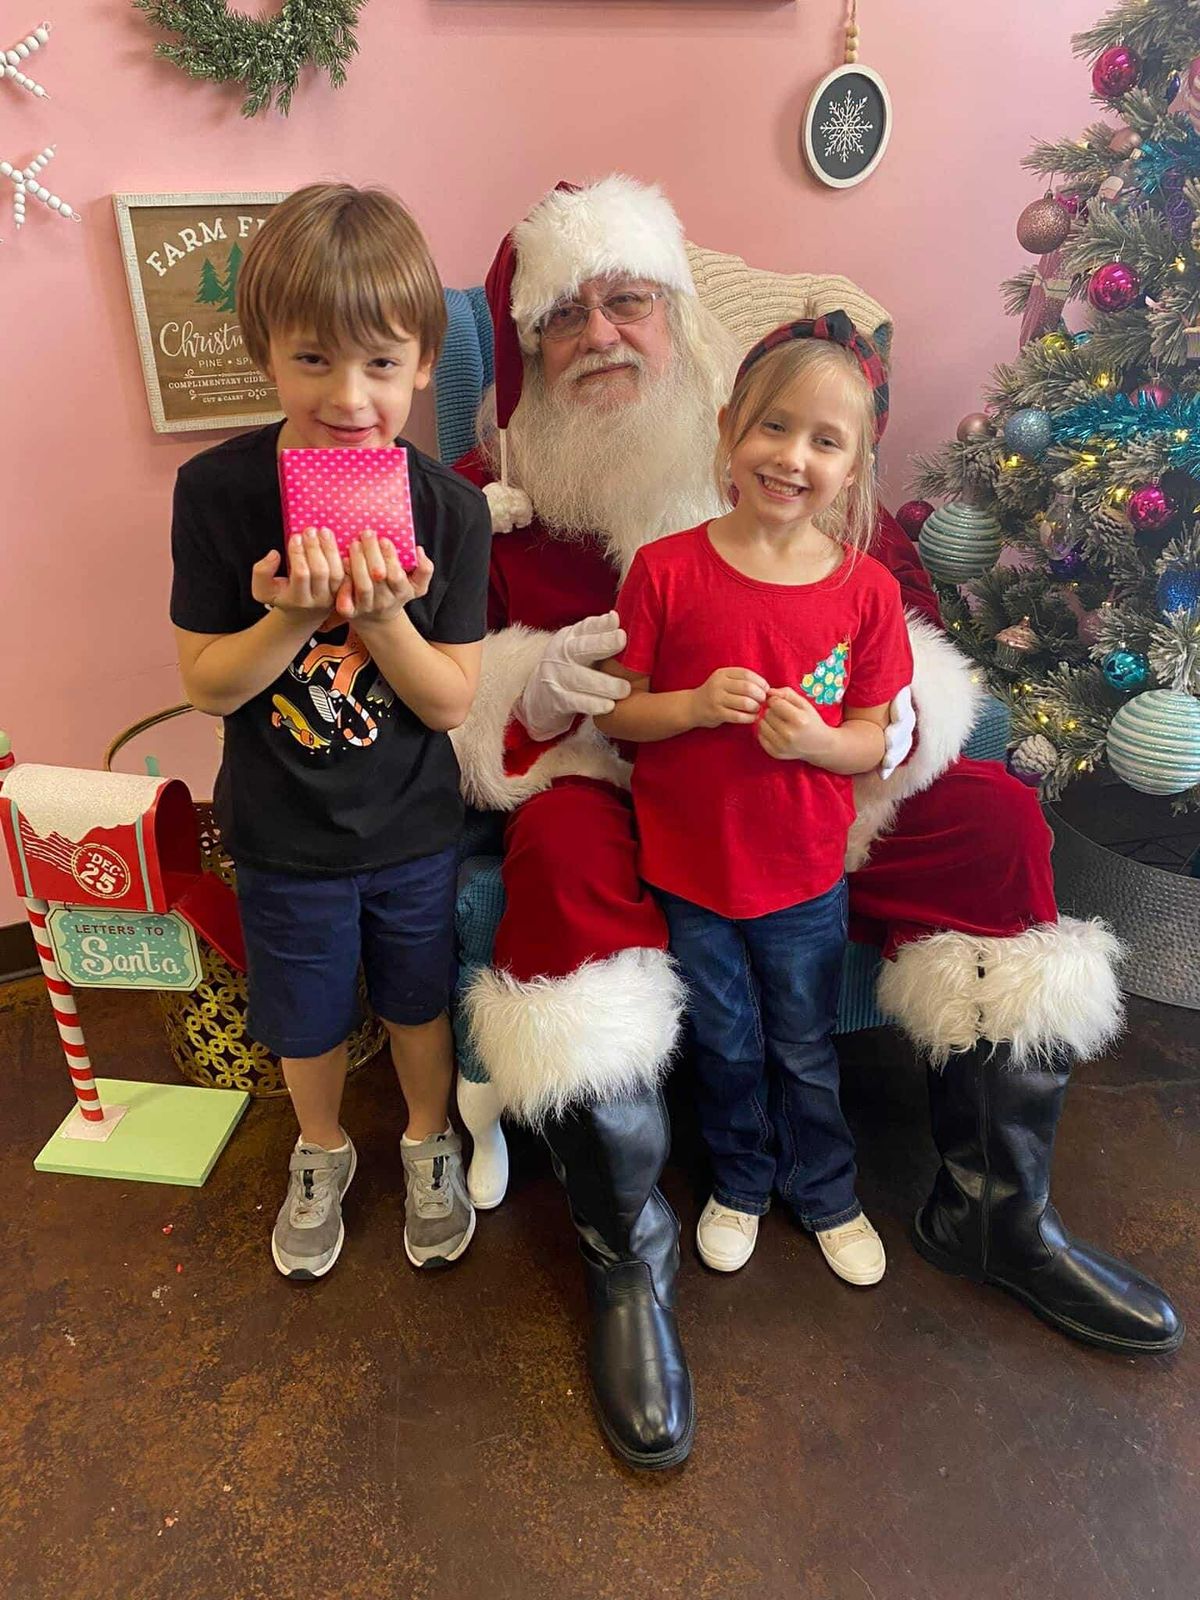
[872,505,942,629]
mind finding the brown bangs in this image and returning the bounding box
[237,184,447,373]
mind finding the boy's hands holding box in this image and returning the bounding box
[265,447,434,628]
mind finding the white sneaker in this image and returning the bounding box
[816,1214,886,1285]
[696,1197,760,1272]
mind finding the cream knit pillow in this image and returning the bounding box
[685,241,893,364]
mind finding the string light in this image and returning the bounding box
[1176,429,1190,442]
[1174,258,1187,272]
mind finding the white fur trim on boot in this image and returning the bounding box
[456,1074,509,1209]
[462,947,685,1126]
[449,627,631,812]
[511,175,695,346]
[846,611,985,871]
[877,917,1125,1067]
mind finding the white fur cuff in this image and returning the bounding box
[462,946,685,1124]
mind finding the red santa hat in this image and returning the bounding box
[485,175,696,432]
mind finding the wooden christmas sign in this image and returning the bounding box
[113,191,284,433]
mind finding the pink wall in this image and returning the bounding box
[1,0,1101,924]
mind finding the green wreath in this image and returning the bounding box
[133,0,363,118]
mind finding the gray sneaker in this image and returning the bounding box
[401,1130,476,1268]
[271,1135,357,1280]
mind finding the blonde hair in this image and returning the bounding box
[237,183,447,374]
[715,337,878,555]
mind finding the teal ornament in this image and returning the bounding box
[1156,566,1200,618]
[918,501,1003,583]
[1106,689,1200,794]
[1003,407,1054,460]
[1072,331,1093,346]
[1101,649,1150,691]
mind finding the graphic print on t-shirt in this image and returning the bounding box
[270,626,389,754]
[799,639,850,706]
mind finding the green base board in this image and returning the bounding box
[34,1079,250,1187]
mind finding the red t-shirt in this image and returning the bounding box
[616,523,913,919]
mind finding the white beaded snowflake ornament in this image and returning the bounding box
[3,21,52,99]
[1,23,80,244]
[0,146,81,242]
[802,2,892,190]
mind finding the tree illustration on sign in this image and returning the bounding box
[194,243,245,312]
[195,256,224,308]
[219,242,243,312]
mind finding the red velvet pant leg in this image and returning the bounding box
[493,776,668,983]
[848,757,1059,956]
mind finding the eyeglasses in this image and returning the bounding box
[538,289,663,341]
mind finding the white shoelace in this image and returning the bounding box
[708,1205,756,1238]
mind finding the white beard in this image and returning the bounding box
[497,344,727,575]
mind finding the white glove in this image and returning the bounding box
[483,480,533,534]
[879,684,915,780]
[516,611,631,742]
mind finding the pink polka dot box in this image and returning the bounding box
[278,447,418,569]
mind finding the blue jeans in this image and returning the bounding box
[658,879,860,1231]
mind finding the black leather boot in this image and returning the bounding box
[542,1087,694,1469]
[913,1043,1184,1354]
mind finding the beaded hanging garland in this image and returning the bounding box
[132,0,363,118]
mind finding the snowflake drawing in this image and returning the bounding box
[820,88,874,165]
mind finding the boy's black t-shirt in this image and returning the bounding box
[170,422,490,877]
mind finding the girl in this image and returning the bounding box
[596,313,911,1282]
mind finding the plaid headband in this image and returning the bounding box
[735,310,889,442]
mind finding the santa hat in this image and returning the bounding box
[481,177,695,527]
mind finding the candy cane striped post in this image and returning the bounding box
[24,896,127,1140]
[26,897,104,1119]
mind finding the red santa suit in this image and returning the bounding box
[451,460,1121,1118]
[447,177,1179,1371]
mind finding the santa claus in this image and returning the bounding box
[451,177,1182,1471]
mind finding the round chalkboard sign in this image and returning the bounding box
[803,64,892,189]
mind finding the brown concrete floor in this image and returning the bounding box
[2,977,1197,1600]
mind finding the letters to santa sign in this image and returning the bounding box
[45,907,202,991]
[803,65,892,189]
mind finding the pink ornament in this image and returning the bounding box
[1087,262,1141,312]
[1077,609,1105,647]
[1168,55,1200,134]
[1056,191,1088,220]
[1092,44,1141,100]
[895,500,934,540]
[1132,383,1172,408]
[1127,483,1176,533]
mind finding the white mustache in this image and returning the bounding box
[566,349,645,382]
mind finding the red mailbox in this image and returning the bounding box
[2,766,201,913]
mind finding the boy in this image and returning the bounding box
[170,184,490,1279]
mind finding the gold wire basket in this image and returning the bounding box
[104,706,385,1097]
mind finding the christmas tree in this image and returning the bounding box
[910,0,1200,806]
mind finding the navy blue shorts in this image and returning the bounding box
[236,846,458,1059]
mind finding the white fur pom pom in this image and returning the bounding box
[483,480,534,534]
